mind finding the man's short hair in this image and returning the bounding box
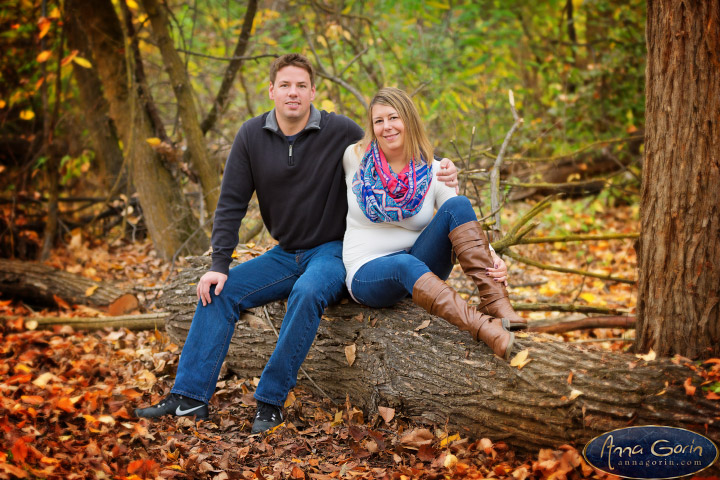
[269,53,316,86]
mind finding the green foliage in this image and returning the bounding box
[1,0,646,197]
[60,150,94,185]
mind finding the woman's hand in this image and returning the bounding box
[437,158,459,193]
[197,271,228,306]
[487,252,509,287]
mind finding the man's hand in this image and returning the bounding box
[437,158,459,193]
[487,252,509,287]
[197,271,228,306]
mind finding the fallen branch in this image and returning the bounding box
[517,233,639,245]
[2,313,169,331]
[504,248,636,284]
[527,315,636,334]
[512,303,627,315]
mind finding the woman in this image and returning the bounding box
[342,87,526,361]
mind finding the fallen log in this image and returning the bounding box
[0,259,131,307]
[161,258,719,453]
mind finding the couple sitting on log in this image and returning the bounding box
[134,53,527,434]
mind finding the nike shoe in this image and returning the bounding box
[134,393,208,420]
[251,400,284,434]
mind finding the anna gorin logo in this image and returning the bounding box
[584,426,718,479]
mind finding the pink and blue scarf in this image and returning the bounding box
[352,141,432,223]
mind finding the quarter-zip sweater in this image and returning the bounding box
[210,105,364,274]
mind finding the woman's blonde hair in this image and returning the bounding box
[357,87,433,165]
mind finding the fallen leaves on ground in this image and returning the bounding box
[0,318,638,480]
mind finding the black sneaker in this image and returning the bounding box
[134,393,208,420]
[251,400,284,434]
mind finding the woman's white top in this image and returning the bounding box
[342,143,457,298]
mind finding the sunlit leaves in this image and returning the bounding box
[19,109,35,120]
[37,17,51,39]
[36,50,51,63]
[72,56,92,68]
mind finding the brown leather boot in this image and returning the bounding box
[412,272,514,361]
[448,221,527,330]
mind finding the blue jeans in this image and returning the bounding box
[171,240,345,406]
[351,196,477,308]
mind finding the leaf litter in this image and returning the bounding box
[2,202,717,478]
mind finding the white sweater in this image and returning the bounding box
[342,144,457,297]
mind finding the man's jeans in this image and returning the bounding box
[350,196,477,308]
[171,240,345,407]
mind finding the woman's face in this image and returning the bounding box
[371,104,405,159]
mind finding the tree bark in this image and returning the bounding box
[638,0,720,359]
[200,0,258,135]
[141,0,221,217]
[70,0,208,260]
[0,259,130,307]
[65,6,126,190]
[160,258,720,453]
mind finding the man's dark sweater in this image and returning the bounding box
[210,105,364,275]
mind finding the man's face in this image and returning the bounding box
[269,66,316,124]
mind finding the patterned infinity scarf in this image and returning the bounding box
[352,140,432,223]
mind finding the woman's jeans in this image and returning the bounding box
[351,196,477,308]
[171,240,345,407]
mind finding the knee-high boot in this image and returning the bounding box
[448,221,527,330]
[412,272,514,361]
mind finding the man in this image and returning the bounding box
[134,54,458,433]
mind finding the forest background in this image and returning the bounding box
[3,0,719,479]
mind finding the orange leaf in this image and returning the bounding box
[291,466,305,479]
[60,50,78,67]
[21,395,44,405]
[108,294,139,316]
[703,358,720,364]
[52,295,71,310]
[127,459,144,474]
[112,406,133,419]
[0,462,28,478]
[121,388,142,399]
[37,18,51,39]
[706,391,720,400]
[11,438,28,464]
[56,397,75,413]
[36,50,52,63]
[684,378,696,396]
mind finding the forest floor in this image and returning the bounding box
[2,198,716,479]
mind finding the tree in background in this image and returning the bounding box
[69,0,208,259]
[0,0,647,260]
[636,0,719,359]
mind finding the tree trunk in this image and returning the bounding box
[141,0,221,217]
[65,7,126,190]
[160,258,720,453]
[70,0,208,260]
[0,259,130,307]
[637,0,720,359]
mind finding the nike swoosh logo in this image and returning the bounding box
[175,405,205,416]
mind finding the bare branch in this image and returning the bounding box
[304,29,368,109]
[177,50,277,62]
[504,248,636,284]
[201,0,259,134]
[489,90,523,239]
